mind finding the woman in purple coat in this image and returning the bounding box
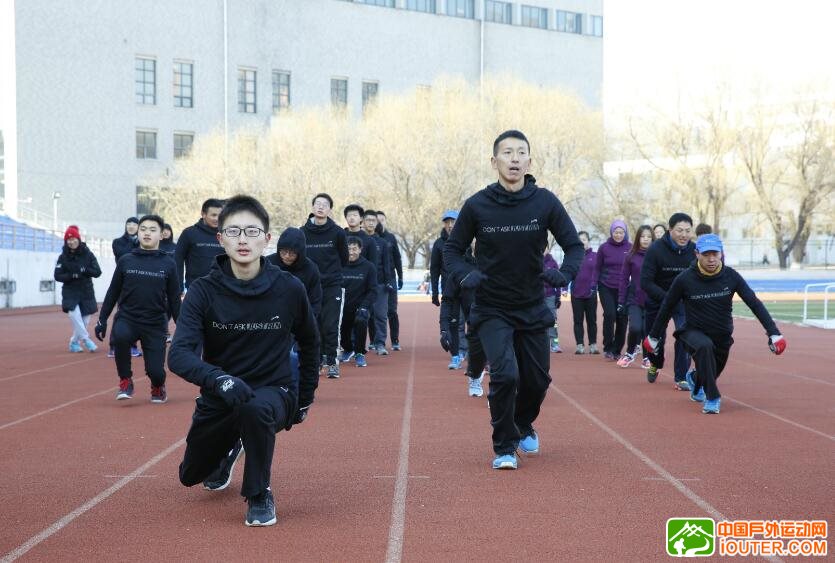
[542,243,564,353]
[570,231,599,354]
[616,225,652,368]
[595,220,630,360]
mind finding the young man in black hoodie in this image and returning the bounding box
[640,212,696,389]
[431,209,469,370]
[644,234,786,414]
[160,223,177,256]
[267,227,323,318]
[363,209,391,355]
[339,237,377,369]
[376,211,404,351]
[112,216,139,260]
[444,130,584,470]
[344,203,378,266]
[169,195,320,527]
[301,193,349,378]
[95,215,181,403]
[174,198,225,293]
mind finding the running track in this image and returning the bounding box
[0,303,832,562]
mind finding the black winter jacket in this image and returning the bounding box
[267,228,323,317]
[112,233,138,261]
[54,243,102,315]
[174,219,225,290]
[300,217,348,288]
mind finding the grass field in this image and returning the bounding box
[734,299,831,323]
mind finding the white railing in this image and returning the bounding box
[802,283,835,327]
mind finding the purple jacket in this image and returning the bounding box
[596,220,630,290]
[618,249,646,307]
[571,248,598,298]
[543,253,561,297]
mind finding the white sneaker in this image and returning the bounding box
[468,375,484,397]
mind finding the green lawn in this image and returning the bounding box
[734,300,831,323]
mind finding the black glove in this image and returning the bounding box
[616,303,626,316]
[431,294,440,306]
[439,330,450,352]
[540,268,567,289]
[460,270,487,290]
[213,374,255,407]
[397,278,403,290]
[94,319,107,341]
[294,405,310,424]
[355,308,370,323]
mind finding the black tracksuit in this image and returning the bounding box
[379,229,402,345]
[444,175,583,455]
[169,256,320,498]
[648,263,779,401]
[268,228,323,317]
[640,234,697,381]
[439,245,476,358]
[301,217,349,364]
[340,257,377,355]
[54,243,102,315]
[99,249,181,386]
[365,231,390,347]
[174,219,225,291]
[345,228,378,268]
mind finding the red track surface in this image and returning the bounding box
[0,303,832,562]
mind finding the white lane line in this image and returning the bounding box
[552,384,784,563]
[0,377,148,431]
[0,357,101,383]
[1,438,185,563]
[656,372,834,441]
[384,314,418,563]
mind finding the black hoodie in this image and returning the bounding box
[159,225,177,256]
[112,232,138,261]
[444,175,584,309]
[429,228,449,297]
[344,227,378,268]
[267,228,323,317]
[300,217,349,288]
[54,242,102,315]
[640,233,698,306]
[99,248,181,326]
[649,262,779,340]
[342,256,378,312]
[168,256,320,409]
[174,219,225,290]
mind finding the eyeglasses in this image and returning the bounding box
[221,226,266,238]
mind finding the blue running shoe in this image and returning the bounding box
[686,369,705,402]
[448,355,461,370]
[130,346,143,357]
[69,341,83,353]
[702,397,721,414]
[492,453,518,470]
[355,353,367,367]
[82,338,98,352]
[518,431,540,456]
[339,351,354,363]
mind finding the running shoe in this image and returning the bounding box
[116,378,134,400]
[245,488,277,527]
[468,374,484,397]
[641,357,651,369]
[646,365,659,383]
[130,346,143,357]
[550,339,562,353]
[69,341,83,353]
[575,344,585,355]
[448,355,462,370]
[355,353,367,367]
[82,338,98,352]
[107,348,115,358]
[204,439,244,491]
[675,379,690,392]
[702,397,721,414]
[492,453,518,470]
[589,343,600,355]
[376,346,389,356]
[518,431,540,456]
[150,385,168,404]
[339,350,355,363]
[617,353,635,368]
[686,369,705,402]
[327,364,340,379]
[392,342,401,351]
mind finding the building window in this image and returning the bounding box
[362,81,379,111]
[136,130,157,159]
[484,1,512,24]
[272,70,291,112]
[173,62,193,108]
[591,15,603,37]
[135,58,156,105]
[521,5,548,29]
[446,0,474,18]
[556,10,582,34]
[238,69,257,113]
[355,0,394,6]
[331,78,348,108]
[406,0,435,13]
[173,133,194,158]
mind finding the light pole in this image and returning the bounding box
[52,191,61,234]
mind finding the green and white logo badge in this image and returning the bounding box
[666,518,716,557]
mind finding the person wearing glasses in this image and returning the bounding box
[169,195,320,527]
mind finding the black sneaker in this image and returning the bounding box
[116,378,134,400]
[203,439,244,491]
[327,364,340,379]
[647,365,659,383]
[392,342,401,351]
[245,489,277,527]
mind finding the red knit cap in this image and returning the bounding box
[64,225,81,241]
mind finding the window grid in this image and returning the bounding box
[521,5,548,29]
[135,58,156,105]
[591,15,603,37]
[484,1,512,24]
[173,62,193,108]
[238,69,257,113]
[362,81,379,111]
[406,0,435,13]
[446,0,474,18]
[556,10,583,34]
[173,133,194,159]
[272,71,291,111]
[136,131,157,159]
[331,78,348,108]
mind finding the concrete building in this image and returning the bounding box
[1,0,603,238]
